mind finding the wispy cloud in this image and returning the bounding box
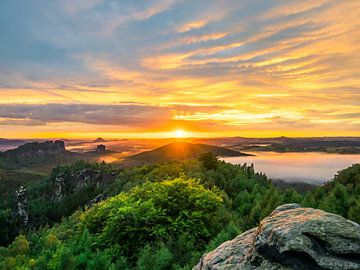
[0,0,360,137]
[0,103,172,126]
[178,20,208,33]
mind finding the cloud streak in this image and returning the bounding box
[0,104,172,126]
[0,0,359,137]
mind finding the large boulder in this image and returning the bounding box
[194,204,360,270]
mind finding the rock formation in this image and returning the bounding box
[54,173,66,201]
[96,144,106,153]
[16,186,29,226]
[194,204,360,270]
[52,140,66,152]
[52,168,115,201]
[4,140,66,160]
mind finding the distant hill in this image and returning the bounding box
[0,138,27,144]
[0,141,116,213]
[92,137,107,143]
[0,141,82,171]
[122,141,252,166]
[0,140,118,172]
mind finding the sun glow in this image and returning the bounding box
[174,129,186,138]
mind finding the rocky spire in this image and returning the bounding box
[16,186,29,226]
[96,144,106,153]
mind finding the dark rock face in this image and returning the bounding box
[194,204,360,270]
[53,140,66,152]
[52,169,115,202]
[96,144,106,153]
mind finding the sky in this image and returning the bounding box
[0,0,360,138]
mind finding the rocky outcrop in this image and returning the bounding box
[16,186,29,226]
[0,140,82,170]
[54,174,66,201]
[2,140,68,170]
[52,169,116,201]
[96,144,106,153]
[5,140,66,159]
[52,140,66,152]
[194,204,360,270]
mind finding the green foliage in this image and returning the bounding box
[333,163,360,186]
[0,209,12,245]
[9,235,30,256]
[136,243,173,270]
[83,177,223,259]
[0,161,116,246]
[0,169,47,201]
[198,152,218,171]
[1,156,359,270]
[302,164,360,222]
[205,222,241,252]
[349,200,360,223]
[0,174,225,269]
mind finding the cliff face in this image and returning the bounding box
[194,204,360,270]
[53,167,115,202]
[5,140,66,159]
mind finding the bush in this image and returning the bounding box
[83,177,223,260]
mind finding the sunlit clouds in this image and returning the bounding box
[0,0,359,138]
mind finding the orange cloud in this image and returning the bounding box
[1,0,360,138]
[178,20,207,32]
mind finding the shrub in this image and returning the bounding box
[83,177,223,260]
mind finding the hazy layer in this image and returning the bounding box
[222,152,360,184]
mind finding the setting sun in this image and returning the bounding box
[174,129,186,138]
[1,1,360,268]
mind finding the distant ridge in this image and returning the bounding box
[122,141,252,166]
[4,140,66,156]
[0,138,28,151]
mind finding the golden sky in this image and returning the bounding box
[0,0,359,138]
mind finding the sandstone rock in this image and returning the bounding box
[53,140,66,152]
[54,174,66,201]
[96,144,106,153]
[194,204,360,270]
[52,168,115,201]
[16,186,29,226]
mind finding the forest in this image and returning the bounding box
[0,153,359,269]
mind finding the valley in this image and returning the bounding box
[0,141,359,269]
